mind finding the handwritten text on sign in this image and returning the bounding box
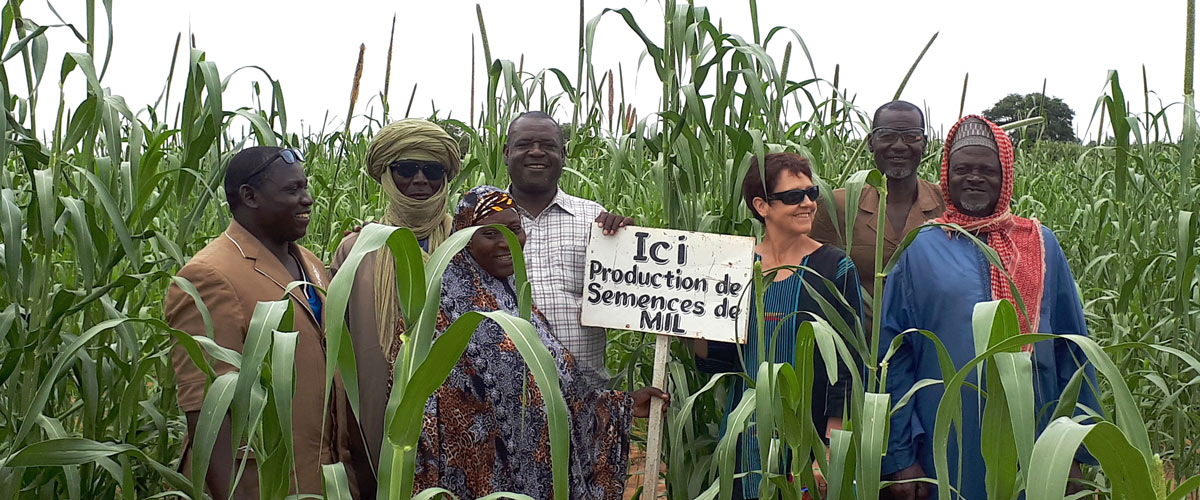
[580,226,754,344]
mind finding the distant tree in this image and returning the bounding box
[983,93,1079,144]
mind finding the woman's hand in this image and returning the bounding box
[631,387,670,418]
[812,466,828,498]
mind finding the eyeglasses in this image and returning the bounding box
[871,127,925,144]
[389,160,446,181]
[245,148,305,182]
[767,186,820,205]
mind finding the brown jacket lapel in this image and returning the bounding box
[222,221,328,327]
[857,185,882,241]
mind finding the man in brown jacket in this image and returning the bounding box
[810,101,946,314]
[165,146,364,498]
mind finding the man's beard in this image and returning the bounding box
[884,165,916,180]
[959,199,992,214]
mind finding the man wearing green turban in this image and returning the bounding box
[331,118,461,473]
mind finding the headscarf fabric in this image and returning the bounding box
[453,187,515,230]
[370,119,461,356]
[367,118,461,248]
[388,185,550,388]
[934,115,1045,341]
[366,119,462,182]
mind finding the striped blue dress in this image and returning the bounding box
[698,244,864,499]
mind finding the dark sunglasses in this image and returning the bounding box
[767,186,820,205]
[389,160,446,181]
[245,148,305,181]
[871,127,926,144]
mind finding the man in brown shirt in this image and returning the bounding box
[166,146,363,498]
[810,101,946,310]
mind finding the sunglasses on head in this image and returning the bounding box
[768,186,820,205]
[389,160,446,181]
[245,148,305,181]
[871,127,926,144]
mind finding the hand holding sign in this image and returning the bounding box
[582,226,754,496]
[631,387,671,418]
[595,211,634,235]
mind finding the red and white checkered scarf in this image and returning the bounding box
[934,115,1045,339]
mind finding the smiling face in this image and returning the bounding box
[504,116,565,195]
[869,107,926,180]
[947,145,1004,217]
[244,161,314,242]
[468,208,527,278]
[752,170,818,237]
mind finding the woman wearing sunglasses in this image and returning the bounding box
[330,118,462,483]
[695,152,865,499]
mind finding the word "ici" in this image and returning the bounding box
[633,231,687,265]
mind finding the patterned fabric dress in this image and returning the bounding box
[409,238,634,499]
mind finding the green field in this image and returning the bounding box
[1,1,1199,499]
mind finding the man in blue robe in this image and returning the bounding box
[878,116,1098,500]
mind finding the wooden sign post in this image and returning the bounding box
[581,226,754,498]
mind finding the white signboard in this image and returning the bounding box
[580,226,755,344]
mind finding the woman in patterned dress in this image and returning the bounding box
[409,185,668,499]
[696,153,865,499]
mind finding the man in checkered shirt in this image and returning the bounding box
[504,111,633,388]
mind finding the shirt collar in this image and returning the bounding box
[916,179,943,212]
[509,186,585,218]
[857,179,942,214]
[857,184,881,214]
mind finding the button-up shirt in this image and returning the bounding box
[515,189,609,387]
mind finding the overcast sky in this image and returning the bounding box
[10,0,1189,142]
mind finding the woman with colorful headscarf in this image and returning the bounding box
[877,116,1098,499]
[411,185,668,500]
[330,118,462,472]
